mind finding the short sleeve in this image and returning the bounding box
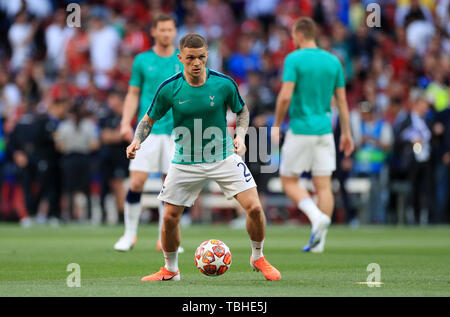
[282,54,297,83]
[147,83,172,120]
[129,55,142,87]
[335,61,345,88]
[227,79,245,113]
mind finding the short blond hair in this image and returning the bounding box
[292,17,317,40]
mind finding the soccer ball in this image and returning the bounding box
[194,239,232,276]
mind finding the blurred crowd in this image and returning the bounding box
[0,0,449,226]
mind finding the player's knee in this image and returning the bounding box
[246,204,263,219]
[129,178,145,192]
[163,211,181,228]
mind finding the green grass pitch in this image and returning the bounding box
[0,223,449,297]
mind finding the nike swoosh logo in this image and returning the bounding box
[245,177,253,183]
[178,100,190,104]
[162,275,177,281]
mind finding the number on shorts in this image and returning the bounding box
[237,162,253,182]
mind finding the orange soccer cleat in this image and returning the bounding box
[250,256,281,281]
[141,267,180,282]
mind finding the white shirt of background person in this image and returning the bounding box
[89,25,121,73]
[45,24,75,69]
[8,21,32,70]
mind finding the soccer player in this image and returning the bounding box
[114,14,184,252]
[126,33,281,281]
[272,17,354,253]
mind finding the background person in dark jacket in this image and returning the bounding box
[8,103,38,221]
[32,97,67,225]
[396,96,434,224]
[99,90,128,224]
[442,115,450,223]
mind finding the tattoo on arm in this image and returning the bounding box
[133,118,154,143]
[236,105,249,139]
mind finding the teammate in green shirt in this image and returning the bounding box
[114,14,184,253]
[273,17,354,253]
[127,33,281,281]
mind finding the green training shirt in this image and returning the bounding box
[282,48,345,135]
[147,68,245,164]
[129,48,183,135]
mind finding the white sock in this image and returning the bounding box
[158,202,164,242]
[251,240,264,261]
[124,201,141,238]
[298,198,324,231]
[164,251,179,272]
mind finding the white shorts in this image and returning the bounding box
[129,134,174,174]
[279,131,336,177]
[158,154,257,207]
